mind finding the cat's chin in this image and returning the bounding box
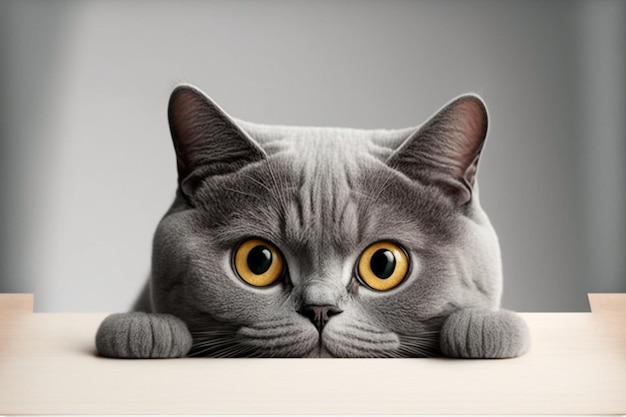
[302,346,335,358]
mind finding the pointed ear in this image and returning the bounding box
[168,85,265,196]
[387,94,488,205]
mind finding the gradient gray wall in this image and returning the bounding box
[1,0,624,312]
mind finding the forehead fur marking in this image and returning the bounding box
[292,132,361,251]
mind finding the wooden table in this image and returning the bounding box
[1,293,625,415]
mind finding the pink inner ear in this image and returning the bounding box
[166,85,267,195]
[169,88,207,170]
[386,94,489,206]
[449,97,488,180]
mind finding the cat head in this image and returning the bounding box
[149,85,502,357]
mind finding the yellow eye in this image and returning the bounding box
[233,238,285,287]
[357,241,409,291]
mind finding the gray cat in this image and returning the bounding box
[95,85,530,359]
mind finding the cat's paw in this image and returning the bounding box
[440,309,530,359]
[95,312,193,358]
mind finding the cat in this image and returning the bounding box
[95,85,530,359]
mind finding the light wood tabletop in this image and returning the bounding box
[0,293,624,415]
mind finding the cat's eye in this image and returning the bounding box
[356,241,409,291]
[233,238,285,287]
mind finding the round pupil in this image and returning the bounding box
[247,246,273,275]
[370,249,396,279]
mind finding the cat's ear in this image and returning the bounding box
[168,85,265,196]
[387,94,488,205]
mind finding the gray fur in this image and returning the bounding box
[95,85,530,359]
[440,309,531,358]
[96,312,192,358]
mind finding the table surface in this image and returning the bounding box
[0,294,625,415]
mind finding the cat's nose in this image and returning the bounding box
[298,304,343,332]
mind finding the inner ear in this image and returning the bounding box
[387,95,488,205]
[168,85,266,195]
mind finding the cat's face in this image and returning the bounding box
[149,86,502,357]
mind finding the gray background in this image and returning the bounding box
[1,0,624,313]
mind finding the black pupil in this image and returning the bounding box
[247,246,273,275]
[370,249,396,279]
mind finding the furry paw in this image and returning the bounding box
[95,312,193,358]
[440,309,530,358]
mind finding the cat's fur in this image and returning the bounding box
[95,85,530,359]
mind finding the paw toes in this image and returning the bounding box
[440,309,530,359]
[95,312,192,358]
